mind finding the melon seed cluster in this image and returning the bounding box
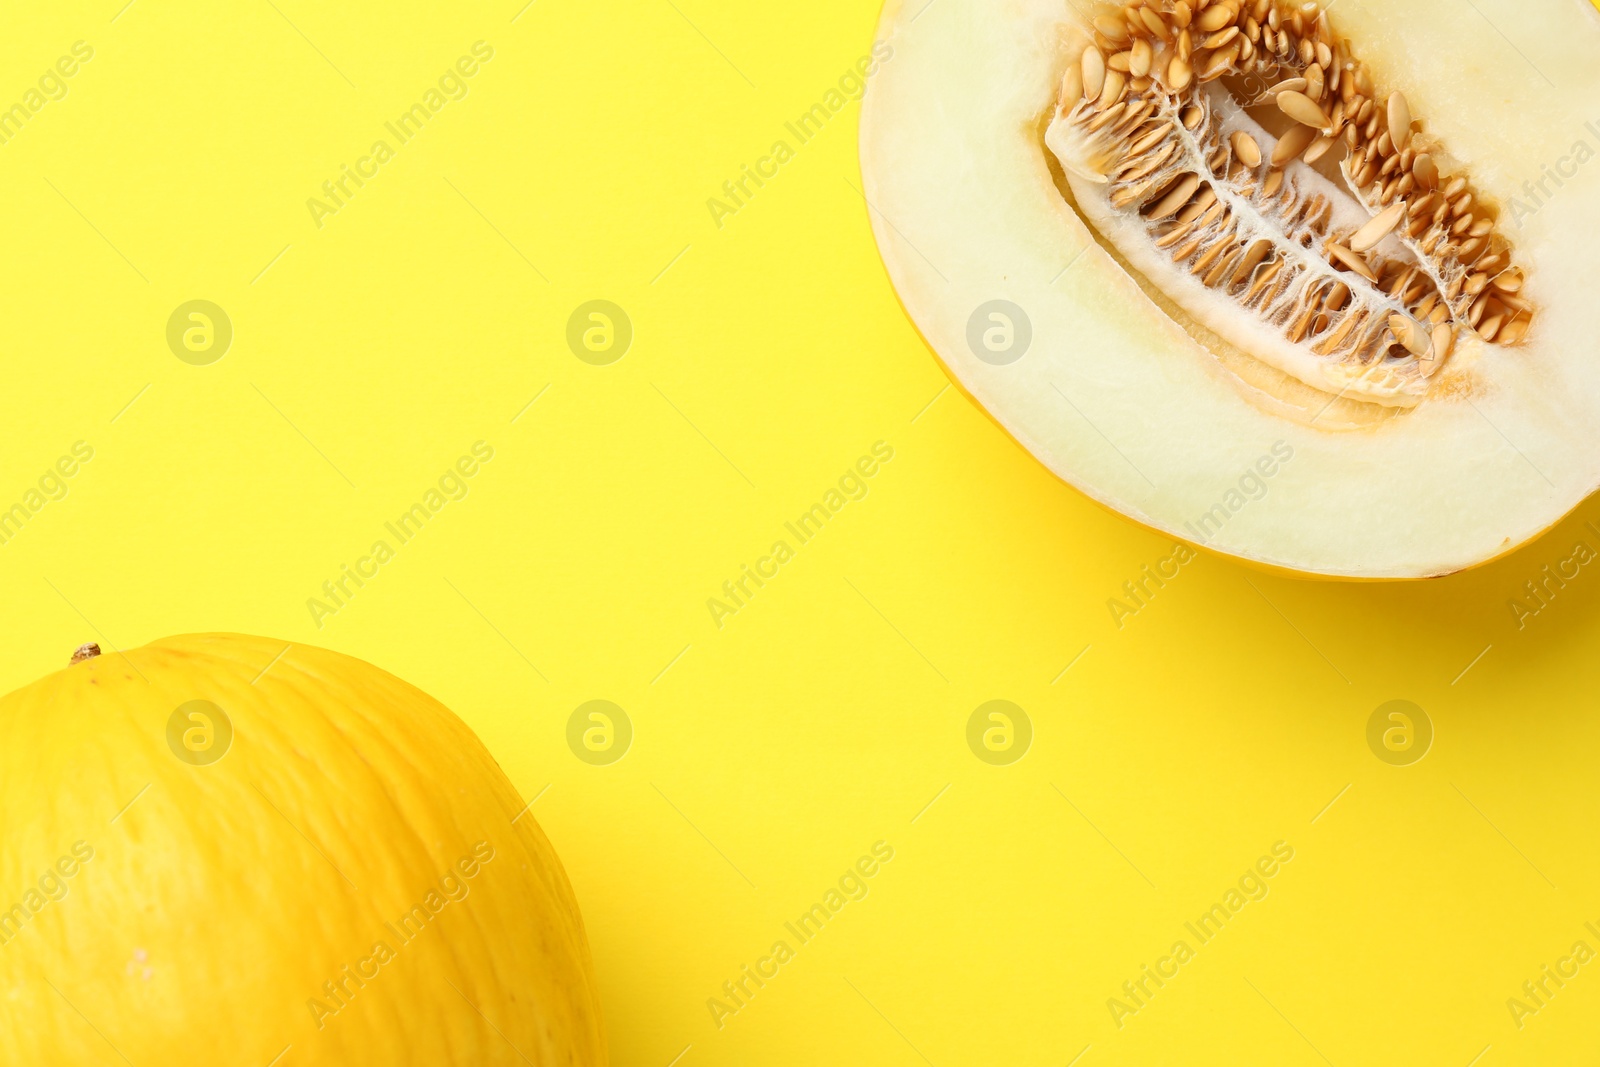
[1056,0,1532,395]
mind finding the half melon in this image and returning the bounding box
[860,0,1600,577]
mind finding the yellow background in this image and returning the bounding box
[3,1,1599,1063]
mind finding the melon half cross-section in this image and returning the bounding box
[860,0,1600,578]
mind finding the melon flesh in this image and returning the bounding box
[860,0,1600,578]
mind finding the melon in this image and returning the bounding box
[860,0,1600,577]
[0,635,606,1065]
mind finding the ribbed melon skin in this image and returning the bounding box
[0,634,606,1066]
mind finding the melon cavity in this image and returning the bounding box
[1046,2,1532,415]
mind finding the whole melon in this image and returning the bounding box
[0,634,606,1066]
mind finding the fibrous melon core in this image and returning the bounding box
[1048,0,1533,417]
